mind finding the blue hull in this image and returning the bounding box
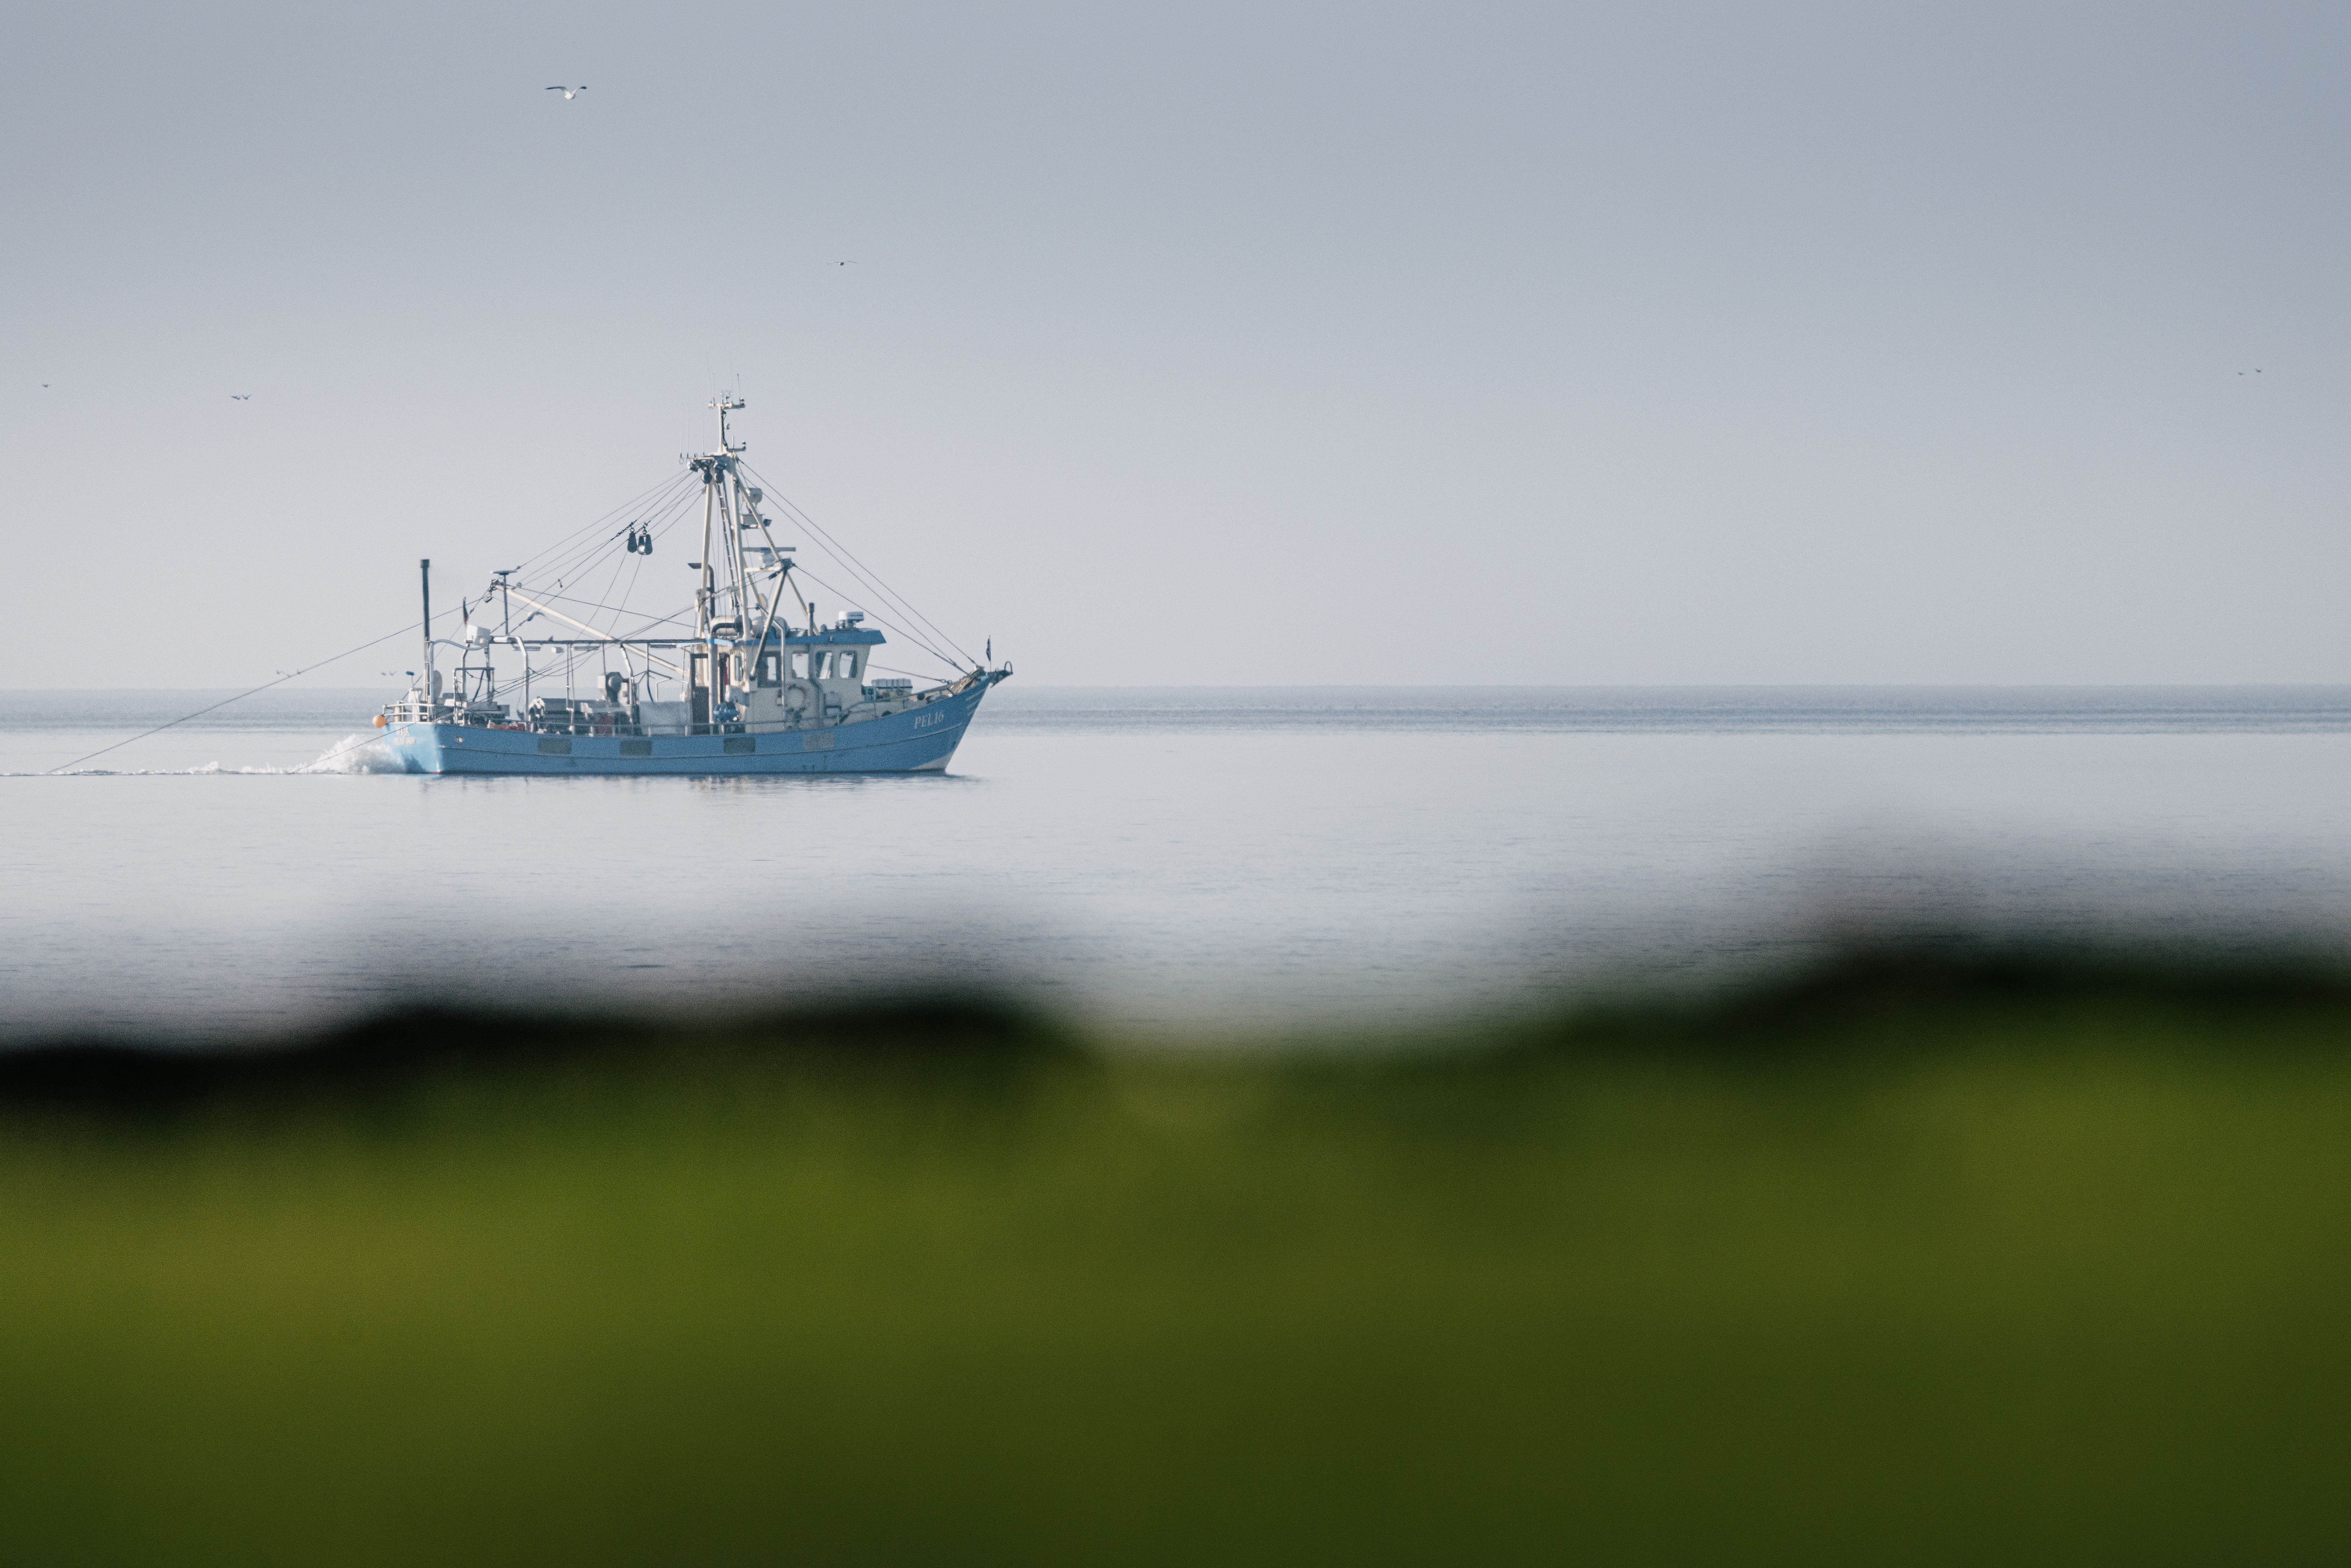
[382,681,992,776]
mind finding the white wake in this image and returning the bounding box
[299,732,406,774]
[17,732,405,777]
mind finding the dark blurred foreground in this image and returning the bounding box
[4,948,2350,1565]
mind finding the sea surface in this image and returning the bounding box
[6,686,2351,1044]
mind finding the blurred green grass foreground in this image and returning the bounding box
[4,950,2351,1565]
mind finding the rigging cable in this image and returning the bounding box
[526,461,973,677]
[501,468,699,583]
[48,620,424,775]
[478,481,697,698]
[742,462,979,668]
[500,477,695,607]
[490,540,656,709]
[786,564,963,673]
[769,491,974,668]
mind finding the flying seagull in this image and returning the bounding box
[231,394,250,401]
[546,85,587,99]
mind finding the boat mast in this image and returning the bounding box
[692,394,749,635]
[686,394,750,721]
[696,471,715,641]
[419,558,433,702]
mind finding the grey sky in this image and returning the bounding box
[4,2,2347,686]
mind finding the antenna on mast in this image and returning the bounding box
[711,392,747,455]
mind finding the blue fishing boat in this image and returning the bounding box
[375,396,1008,775]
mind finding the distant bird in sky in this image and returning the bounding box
[231,394,250,401]
[546,85,587,99]
[838,260,857,266]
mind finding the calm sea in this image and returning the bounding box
[6,686,2351,1043]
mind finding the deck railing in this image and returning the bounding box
[380,710,796,739]
[381,692,948,734]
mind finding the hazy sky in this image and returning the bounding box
[5,2,2349,686]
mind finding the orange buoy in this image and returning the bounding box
[372,714,388,728]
